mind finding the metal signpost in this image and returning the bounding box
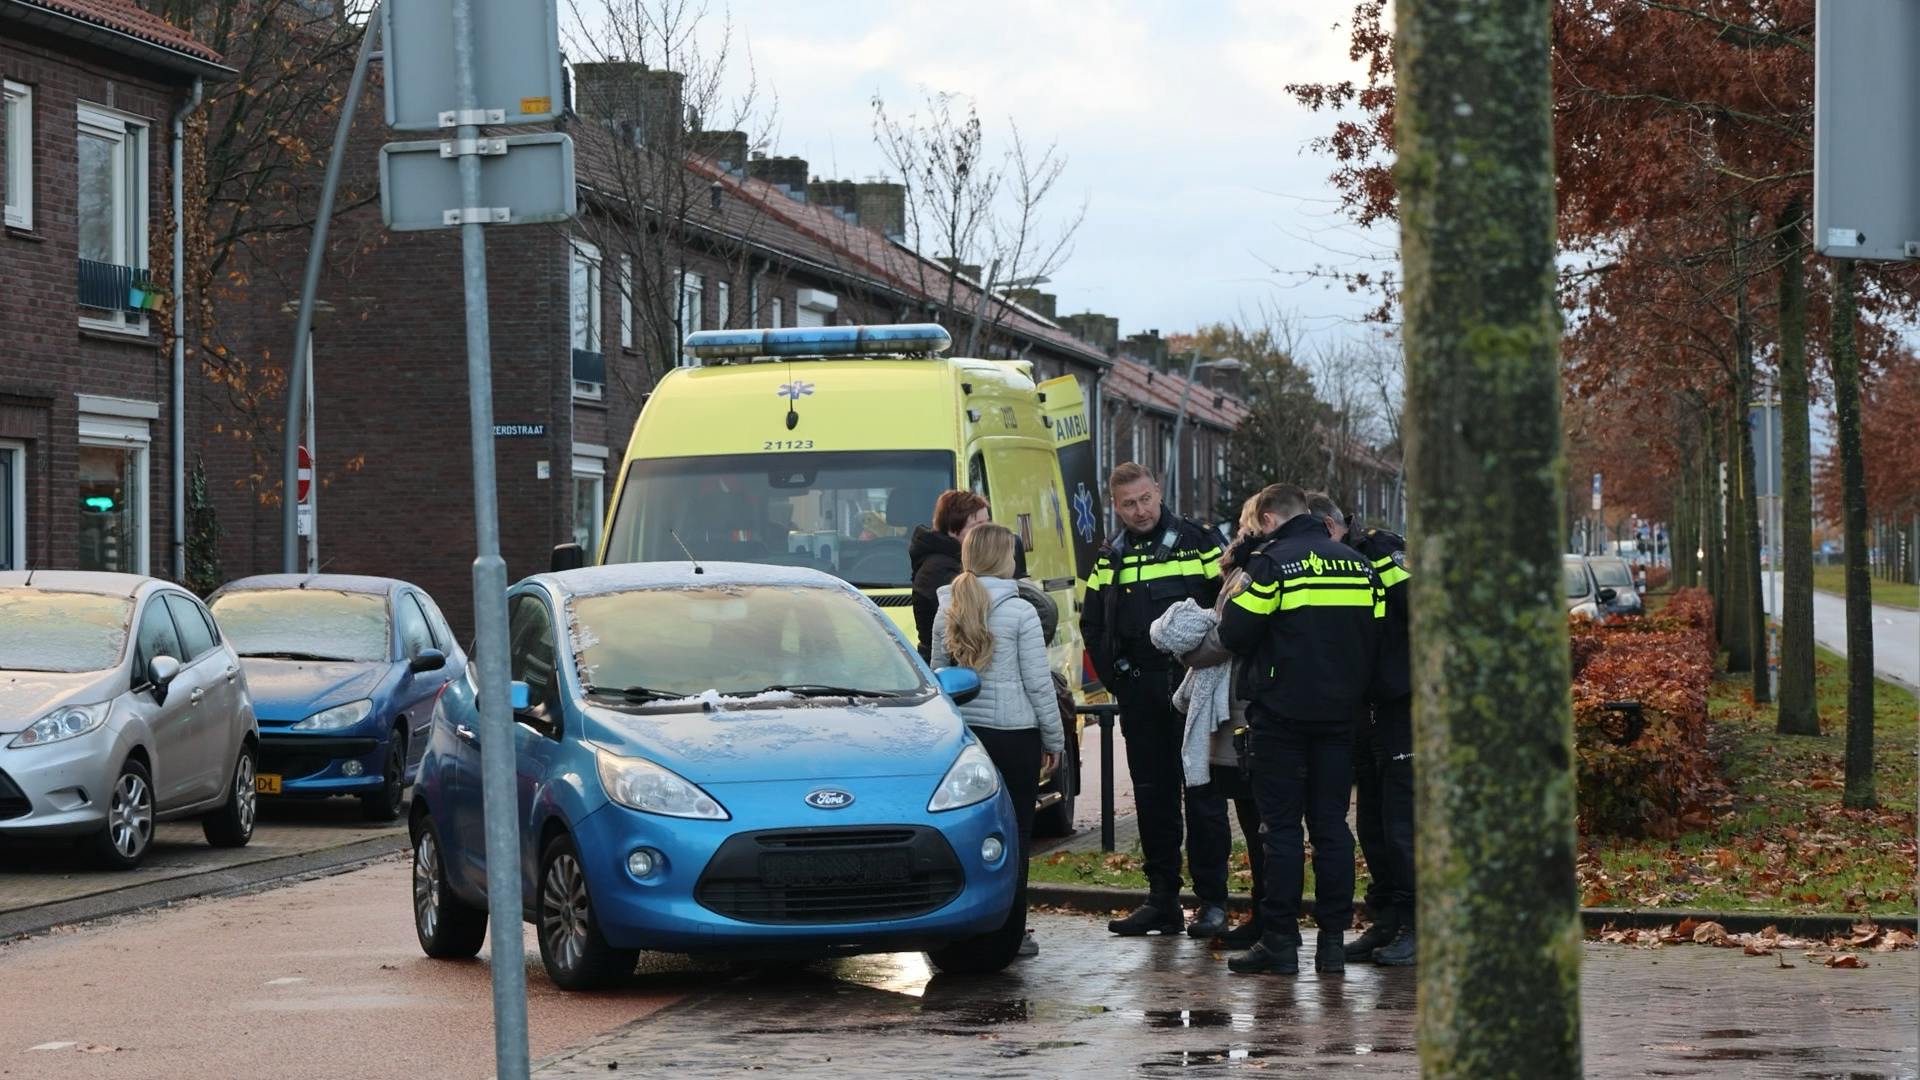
[379,3,570,1077]
[1751,395,1783,698]
[1814,1,1920,261]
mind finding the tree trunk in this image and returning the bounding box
[1774,208,1818,733]
[1724,403,1755,675]
[1830,259,1876,809]
[1394,1,1582,1075]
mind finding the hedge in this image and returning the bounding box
[1570,587,1722,837]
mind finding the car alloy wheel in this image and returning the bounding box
[414,828,442,942]
[383,743,404,815]
[540,850,590,975]
[234,752,257,835]
[110,769,153,860]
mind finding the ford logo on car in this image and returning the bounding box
[805,789,855,810]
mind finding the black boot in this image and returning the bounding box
[1108,895,1185,936]
[1315,928,1347,973]
[1217,919,1263,948]
[1186,904,1230,939]
[1373,922,1416,967]
[1343,907,1400,961]
[1227,931,1299,975]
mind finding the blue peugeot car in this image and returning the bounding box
[207,575,466,821]
[408,563,1021,990]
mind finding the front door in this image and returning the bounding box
[0,441,23,571]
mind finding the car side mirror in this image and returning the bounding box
[149,654,182,694]
[1598,587,1618,604]
[409,648,447,674]
[935,667,982,707]
[551,543,587,573]
[510,680,532,711]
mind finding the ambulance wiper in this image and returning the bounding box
[586,684,690,704]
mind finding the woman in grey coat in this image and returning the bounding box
[932,523,1064,957]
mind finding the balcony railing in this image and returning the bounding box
[77,259,160,314]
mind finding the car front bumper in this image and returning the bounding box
[570,779,1020,954]
[256,732,384,796]
[0,724,130,838]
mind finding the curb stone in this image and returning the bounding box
[1026,882,1917,937]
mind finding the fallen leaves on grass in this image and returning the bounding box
[1592,917,1911,965]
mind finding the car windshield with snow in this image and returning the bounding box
[408,561,1023,991]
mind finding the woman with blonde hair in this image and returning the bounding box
[931,522,1063,958]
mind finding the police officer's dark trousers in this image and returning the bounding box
[1359,696,1415,912]
[1249,706,1355,939]
[1117,669,1230,904]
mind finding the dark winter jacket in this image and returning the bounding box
[1349,527,1411,703]
[909,525,1028,662]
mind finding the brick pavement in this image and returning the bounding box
[534,912,1918,1079]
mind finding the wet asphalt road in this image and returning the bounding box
[536,912,1918,1079]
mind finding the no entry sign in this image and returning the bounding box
[297,445,313,504]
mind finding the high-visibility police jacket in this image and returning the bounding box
[1350,527,1411,703]
[1218,514,1384,725]
[1079,509,1222,684]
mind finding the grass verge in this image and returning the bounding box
[1810,564,1919,610]
[1579,644,1918,916]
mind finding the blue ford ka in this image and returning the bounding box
[207,575,466,820]
[408,563,1021,990]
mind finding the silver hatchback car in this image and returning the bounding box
[0,571,260,869]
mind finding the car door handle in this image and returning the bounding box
[225,666,237,684]
[190,688,205,705]
[455,724,478,744]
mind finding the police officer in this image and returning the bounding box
[1220,483,1383,975]
[1081,462,1231,937]
[1308,495,1416,967]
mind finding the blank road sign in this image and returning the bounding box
[1814,0,1920,260]
[383,0,564,131]
[380,133,577,231]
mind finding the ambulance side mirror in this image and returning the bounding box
[551,543,586,573]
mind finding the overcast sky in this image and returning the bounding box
[612,1,1397,350]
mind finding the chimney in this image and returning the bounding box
[689,129,750,172]
[571,62,685,149]
[1059,312,1119,352]
[1004,288,1057,321]
[808,179,860,221]
[853,180,906,240]
[1123,329,1169,370]
[747,155,809,201]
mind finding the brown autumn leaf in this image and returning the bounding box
[1743,943,1774,956]
[1674,917,1701,938]
[1825,954,1867,969]
[1884,930,1917,950]
[1807,778,1842,791]
[1712,848,1737,870]
[1692,921,1730,946]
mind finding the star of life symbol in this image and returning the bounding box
[776,381,815,401]
[1071,483,1097,542]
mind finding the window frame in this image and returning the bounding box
[571,449,607,557]
[4,80,31,230]
[0,439,24,571]
[618,253,633,351]
[678,271,704,366]
[75,102,149,335]
[569,238,604,400]
[770,297,783,329]
[163,592,217,663]
[393,590,435,661]
[715,280,730,330]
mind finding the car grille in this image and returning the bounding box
[259,736,377,781]
[0,768,28,820]
[696,825,964,925]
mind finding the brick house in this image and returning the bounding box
[0,0,228,575]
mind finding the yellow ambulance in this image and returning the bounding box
[586,324,1105,835]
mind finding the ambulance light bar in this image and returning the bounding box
[684,323,953,361]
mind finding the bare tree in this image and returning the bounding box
[1307,341,1388,510]
[871,90,1084,354]
[1187,310,1332,512]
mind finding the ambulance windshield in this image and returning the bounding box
[602,451,956,589]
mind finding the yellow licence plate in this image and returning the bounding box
[256,773,283,795]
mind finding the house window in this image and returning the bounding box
[618,254,633,350]
[4,81,30,230]
[0,440,24,570]
[570,239,603,400]
[770,297,783,329]
[76,103,148,333]
[77,403,153,575]
[678,271,703,366]
[572,446,608,556]
[716,281,730,330]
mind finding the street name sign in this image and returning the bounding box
[382,0,564,131]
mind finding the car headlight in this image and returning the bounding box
[594,748,729,820]
[928,741,1001,812]
[292,699,374,731]
[8,701,111,748]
